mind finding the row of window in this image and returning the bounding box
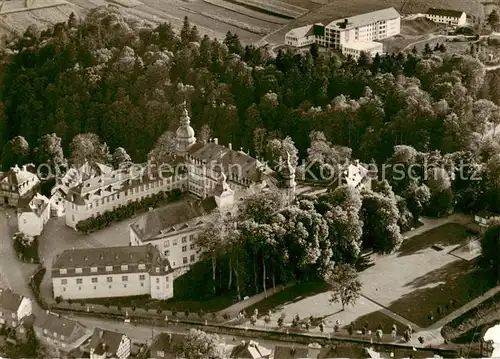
[0,312,16,319]
[163,234,196,247]
[42,328,65,341]
[60,280,170,292]
[62,273,169,285]
[60,263,148,275]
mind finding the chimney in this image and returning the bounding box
[228,143,232,150]
[354,159,359,166]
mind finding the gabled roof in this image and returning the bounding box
[426,8,465,18]
[0,288,23,312]
[149,333,184,357]
[476,210,500,219]
[273,346,308,359]
[230,340,271,359]
[286,23,323,38]
[34,311,85,339]
[52,244,172,278]
[318,345,369,358]
[0,165,39,188]
[89,328,126,356]
[327,7,400,30]
[17,193,50,216]
[130,198,218,241]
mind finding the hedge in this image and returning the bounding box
[76,188,183,234]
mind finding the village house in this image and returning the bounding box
[33,310,90,352]
[0,165,40,207]
[88,328,131,359]
[425,8,467,26]
[16,193,51,237]
[51,244,173,300]
[230,340,272,359]
[0,288,33,329]
[148,332,185,359]
[475,210,500,231]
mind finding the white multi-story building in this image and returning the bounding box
[17,193,51,237]
[284,7,401,59]
[129,171,237,274]
[342,41,384,60]
[425,8,467,26]
[88,328,131,359]
[63,102,295,230]
[51,244,173,300]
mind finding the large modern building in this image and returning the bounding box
[285,7,401,59]
[64,102,295,230]
[425,8,467,26]
[51,244,173,300]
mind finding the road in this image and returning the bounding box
[71,314,308,349]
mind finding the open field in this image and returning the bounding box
[202,0,288,25]
[226,0,308,18]
[201,11,270,35]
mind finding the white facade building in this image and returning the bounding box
[284,7,400,59]
[0,288,33,328]
[342,41,384,60]
[63,102,294,231]
[17,193,51,237]
[89,328,131,359]
[52,244,173,300]
[425,8,467,26]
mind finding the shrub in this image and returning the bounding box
[117,305,122,312]
[144,304,149,312]
[198,310,205,318]
[223,313,230,320]
[264,316,271,324]
[211,312,217,320]
[171,308,177,316]
[157,307,163,315]
[184,309,190,317]
[55,296,62,304]
[250,315,257,325]
[67,298,72,305]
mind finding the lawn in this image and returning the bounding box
[386,259,496,328]
[349,310,407,333]
[398,223,475,256]
[81,293,236,313]
[244,281,330,317]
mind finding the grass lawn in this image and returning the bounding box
[398,223,475,257]
[348,310,407,333]
[82,293,236,313]
[244,281,329,317]
[386,259,496,328]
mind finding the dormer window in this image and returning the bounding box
[106,266,113,272]
[138,264,146,270]
[90,267,98,273]
[155,267,160,273]
[121,265,128,271]
[59,269,67,274]
[75,268,82,274]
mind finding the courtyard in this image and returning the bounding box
[243,215,495,341]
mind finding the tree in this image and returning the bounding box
[112,147,132,169]
[310,42,319,59]
[326,263,362,310]
[34,133,65,172]
[481,221,500,280]
[488,10,500,31]
[423,43,433,57]
[175,329,224,359]
[70,133,111,167]
[148,131,176,162]
[180,16,191,44]
[2,136,30,170]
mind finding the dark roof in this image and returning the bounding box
[89,328,126,355]
[187,142,265,183]
[130,198,218,241]
[33,311,85,338]
[17,193,50,216]
[426,8,465,17]
[149,333,184,357]
[477,210,500,219]
[273,346,308,359]
[318,345,369,359]
[52,244,172,278]
[0,288,23,312]
[230,340,272,359]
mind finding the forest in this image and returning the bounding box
[2,6,500,300]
